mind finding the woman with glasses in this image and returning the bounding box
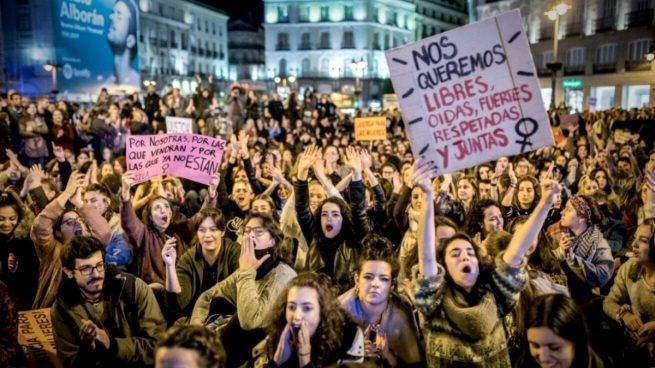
[191,212,297,366]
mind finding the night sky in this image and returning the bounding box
[200,0,264,25]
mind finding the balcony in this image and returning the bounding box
[372,43,381,50]
[317,43,331,50]
[564,22,582,36]
[625,59,651,71]
[198,48,205,56]
[595,16,615,32]
[160,40,168,47]
[563,64,585,75]
[341,42,355,49]
[593,62,616,73]
[626,8,654,27]
[275,43,290,51]
[298,43,312,51]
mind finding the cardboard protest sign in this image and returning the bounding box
[126,133,226,185]
[18,308,62,368]
[385,10,553,174]
[165,116,193,133]
[355,117,387,141]
[559,113,579,131]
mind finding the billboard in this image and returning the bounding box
[53,0,140,94]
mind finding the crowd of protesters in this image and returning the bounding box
[0,75,654,368]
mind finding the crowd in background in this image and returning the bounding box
[0,76,655,368]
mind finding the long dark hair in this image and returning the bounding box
[141,195,172,234]
[0,187,25,237]
[512,176,540,210]
[520,294,598,368]
[312,196,354,243]
[436,232,494,303]
[267,272,349,366]
[466,199,502,237]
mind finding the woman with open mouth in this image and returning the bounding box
[338,234,423,367]
[253,272,365,367]
[121,172,221,287]
[412,158,562,367]
[294,145,373,294]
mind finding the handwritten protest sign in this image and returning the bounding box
[165,116,193,133]
[18,308,61,368]
[385,10,553,174]
[126,133,226,185]
[355,117,387,141]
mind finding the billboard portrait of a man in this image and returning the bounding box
[107,0,139,86]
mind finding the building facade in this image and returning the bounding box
[138,0,229,95]
[415,0,468,40]
[228,19,266,82]
[475,0,655,111]
[0,0,228,97]
[263,0,466,100]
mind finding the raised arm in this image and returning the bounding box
[503,165,562,267]
[500,163,517,207]
[119,173,147,249]
[295,145,320,242]
[413,159,440,278]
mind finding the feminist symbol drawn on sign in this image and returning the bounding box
[515,118,538,153]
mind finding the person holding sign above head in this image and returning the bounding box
[51,236,166,368]
[120,171,221,288]
[411,157,562,367]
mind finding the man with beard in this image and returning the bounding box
[106,0,139,86]
[52,236,165,367]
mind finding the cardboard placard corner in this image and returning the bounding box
[354,116,387,141]
[18,308,62,368]
[165,116,193,133]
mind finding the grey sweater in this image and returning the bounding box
[190,263,297,328]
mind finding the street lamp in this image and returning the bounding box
[350,57,367,108]
[545,2,570,109]
[646,46,654,62]
[43,63,58,94]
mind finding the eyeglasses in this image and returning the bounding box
[62,217,82,227]
[243,226,268,237]
[75,262,105,276]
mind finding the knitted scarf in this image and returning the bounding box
[442,285,499,341]
[572,225,602,259]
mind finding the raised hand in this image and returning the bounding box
[297,145,319,180]
[161,237,177,267]
[540,163,562,205]
[208,171,221,198]
[508,163,517,186]
[273,323,294,366]
[238,235,271,271]
[121,172,135,201]
[412,158,438,194]
[343,147,362,173]
[359,149,373,171]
